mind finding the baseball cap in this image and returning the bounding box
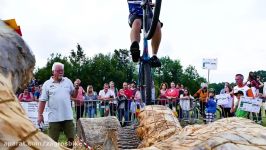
[234,90,244,96]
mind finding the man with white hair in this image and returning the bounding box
[38,62,79,148]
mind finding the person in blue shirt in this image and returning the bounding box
[34,85,41,101]
[84,85,98,118]
[205,88,217,124]
[127,0,162,67]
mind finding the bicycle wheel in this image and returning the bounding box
[140,62,152,105]
[190,107,199,124]
[143,0,162,40]
[215,108,222,120]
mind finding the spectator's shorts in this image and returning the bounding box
[48,120,74,141]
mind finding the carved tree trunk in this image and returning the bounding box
[0,20,67,149]
[137,105,266,150]
[136,105,182,148]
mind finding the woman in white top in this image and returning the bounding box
[221,84,234,117]
[179,88,194,121]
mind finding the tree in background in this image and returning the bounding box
[254,70,266,82]
[89,53,113,90]
[69,43,87,80]
[113,49,136,84]
[181,65,206,94]
[34,53,72,84]
[208,82,227,95]
[34,44,208,94]
[153,56,183,86]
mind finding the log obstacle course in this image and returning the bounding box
[138,106,266,150]
[77,105,266,150]
[78,105,266,150]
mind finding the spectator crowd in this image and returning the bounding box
[17,69,266,126]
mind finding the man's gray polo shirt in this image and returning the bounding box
[39,77,74,122]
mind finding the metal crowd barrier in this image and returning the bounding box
[73,98,205,126]
[73,97,266,126]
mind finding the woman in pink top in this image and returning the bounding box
[72,79,85,121]
[158,82,168,105]
[165,82,179,100]
[165,82,179,113]
[18,88,34,102]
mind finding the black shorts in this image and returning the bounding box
[128,14,163,28]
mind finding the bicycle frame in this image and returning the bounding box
[138,39,150,104]
[138,0,153,104]
[142,35,150,61]
[141,0,151,61]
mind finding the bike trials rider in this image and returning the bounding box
[127,0,162,67]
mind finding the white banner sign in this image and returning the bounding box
[238,97,262,113]
[215,94,230,105]
[20,102,49,129]
[202,58,217,70]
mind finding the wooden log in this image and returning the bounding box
[137,105,266,150]
[77,117,121,149]
[136,105,182,148]
[77,117,142,150]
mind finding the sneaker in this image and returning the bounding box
[130,41,140,62]
[149,55,161,67]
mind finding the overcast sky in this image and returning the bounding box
[1,0,266,83]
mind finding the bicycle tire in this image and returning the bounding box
[140,62,152,105]
[215,108,222,120]
[191,107,199,124]
[143,0,162,40]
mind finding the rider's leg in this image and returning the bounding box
[130,19,142,62]
[130,19,142,43]
[150,22,162,67]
